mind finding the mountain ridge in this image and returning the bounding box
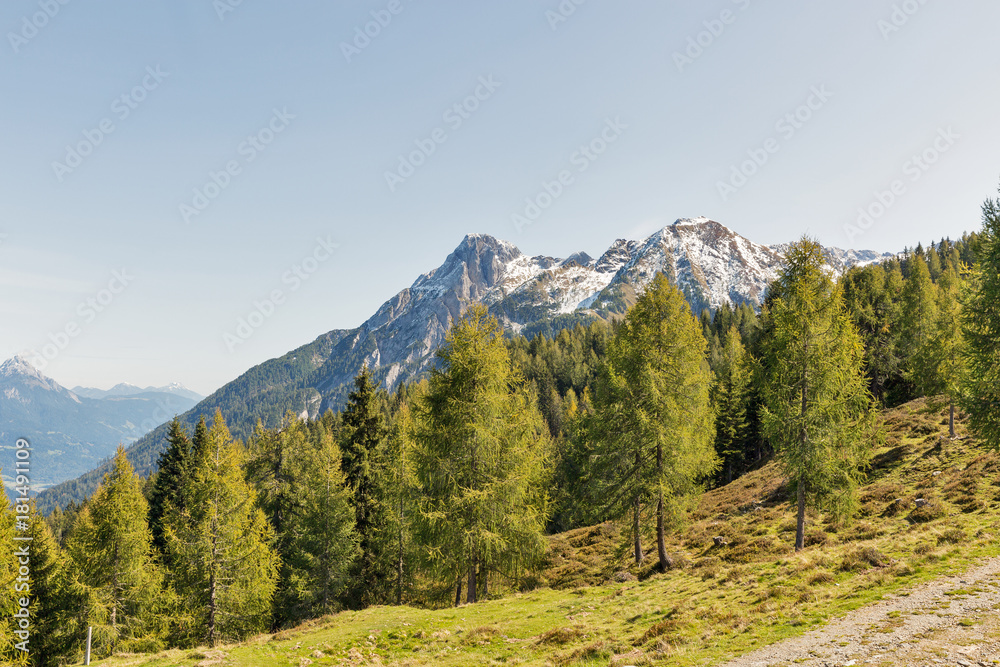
[35,219,895,511]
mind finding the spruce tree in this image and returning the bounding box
[64,448,166,656]
[165,411,279,646]
[148,418,191,554]
[340,366,393,608]
[962,193,1000,448]
[712,325,752,484]
[760,238,879,551]
[411,305,551,603]
[590,274,717,570]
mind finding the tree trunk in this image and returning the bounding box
[949,401,956,438]
[208,568,217,645]
[796,375,808,552]
[656,443,668,572]
[632,497,643,564]
[467,558,478,604]
[656,492,669,571]
[396,525,404,606]
[795,478,806,551]
[454,577,462,607]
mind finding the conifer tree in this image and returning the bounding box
[165,411,279,646]
[26,504,73,667]
[590,274,716,570]
[64,448,166,657]
[383,397,417,605]
[962,193,1000,448]
[899,253,939,397]
[712,325,752,484]
[340,366,393,608]
[411,306,551,604]
[760,238,879,551]
[0,481,20,663]
[148,418,191,554]
[928,266,966,437]
[284,423,359,618]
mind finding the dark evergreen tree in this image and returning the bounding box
[147,418,191,554]
[340,366,393,608]
[962,191,1000,448]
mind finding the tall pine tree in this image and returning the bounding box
[147,418,192,555]
[712,325,753,484]
[340,366,393,608]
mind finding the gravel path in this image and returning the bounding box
[720,557,1000,667]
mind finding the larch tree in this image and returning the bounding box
[165,411,279,646]
[929,265,966,437]
[64,448,166,657]
[26,504,72,667]
[280,418,359,621]
[0,480,20,663]
[962,193,1000,448]
[590,273,717,571]
[410,305,551,604]
[760,238,879,551]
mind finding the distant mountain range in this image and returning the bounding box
[0,357,201,492]
[71,382,203,402]
[36,218,894,511]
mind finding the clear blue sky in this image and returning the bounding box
[2,0,998,395]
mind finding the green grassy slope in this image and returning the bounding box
[90,397,1000,666]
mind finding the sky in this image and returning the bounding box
[1,0,999,396]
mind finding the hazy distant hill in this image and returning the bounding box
[0,357,199,492]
